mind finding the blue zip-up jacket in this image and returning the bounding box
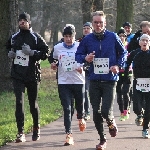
[75,30,127,81]
[127,33,135,43]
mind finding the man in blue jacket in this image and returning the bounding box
[75,11,127,150]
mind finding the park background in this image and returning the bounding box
[0,0,150,147]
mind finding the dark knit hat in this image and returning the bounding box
[83,22,93,29]
[63,25,75,36]
[122,22,132,28]
[117,28,127,36]
[18,12,31,24]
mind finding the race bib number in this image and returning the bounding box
[14,50,29,66]
[136,78,150,92]
[93,58,109,74]
[59,52,78,71]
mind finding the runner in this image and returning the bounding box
[51,24,86,146]
[116,28,133,121]
[75,11,127,150]
[130,34,150,138]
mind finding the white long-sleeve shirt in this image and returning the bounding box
[53,41,85,84]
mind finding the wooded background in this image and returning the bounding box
[0,0,150,92]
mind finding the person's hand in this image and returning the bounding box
[22,43,34,56]
[51,62,57,70]
[85,51,95,63]
[8,51,16,59]
[76,67,82,74]
[110,65,119,74]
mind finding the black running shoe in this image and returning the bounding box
[32,127,40,141]
[96,139,107,150]
[107,119,118,137]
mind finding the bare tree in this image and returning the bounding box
[116,0,133,31]
[0,0,18,92]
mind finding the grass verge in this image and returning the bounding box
[0,63,62,147]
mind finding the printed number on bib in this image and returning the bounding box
[93,58,109,74]
[59,52,78,72]
[14,50,29,66]
[136,78,150,92]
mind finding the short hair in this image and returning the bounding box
[91,11,106,19]
[65,24,75,30]
[63,25,75,36]
[117,28,127,36]
[140,21,150,29]
[139,34,150,41]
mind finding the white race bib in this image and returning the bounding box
[136,78,150,92]
[93,58,109,74]
[59,52,78,72]
[14,50,29,66]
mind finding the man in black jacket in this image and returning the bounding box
[6,12,49,142]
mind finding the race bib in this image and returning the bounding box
[14,50,29,66]
[136,78,150,92]
[59,52,78,72]
[93,58,109,74]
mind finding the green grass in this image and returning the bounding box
[0,61,62,147]
[40,59,50,68]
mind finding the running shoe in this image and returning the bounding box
[119,113,125,121]
[96,139,107,150]
[127,105,131,114]
[64,134,74,146]
[32,127,40,141]
[15,133,26,143]
[107,119,118,137]
[84,113,90,121]
[142,129,150,138]
[124,110,129,120]
[79,119,86,131]
[135,115,143,126]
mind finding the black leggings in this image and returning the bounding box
[13,79,40,133]
[116,76,132,113]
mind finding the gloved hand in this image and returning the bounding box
[22,43,34,56]
[8,51,16,59]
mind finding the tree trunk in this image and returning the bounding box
[116,0,133,32]
[40,0,50,39]
[92,0,104,12]
[81,0,104,24]
[0,0,18,92]
[81,0,93,24]
[53,27,59,46]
